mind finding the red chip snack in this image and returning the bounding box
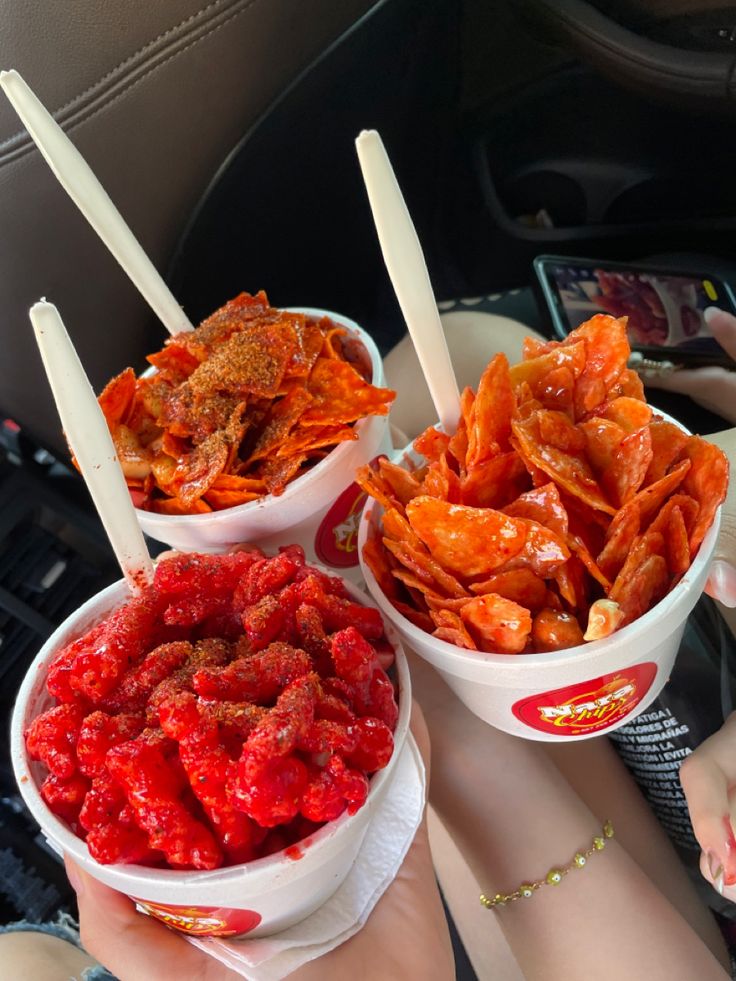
[26,549,398,871]
[360,313,729,654]
[97,292,395,512]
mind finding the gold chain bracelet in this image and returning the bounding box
[480,820,614,910]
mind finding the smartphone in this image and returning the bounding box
[533,255,736,368]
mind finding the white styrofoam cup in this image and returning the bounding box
[135,310,392,583]
[358,425,720,742]
[12,574,410,937]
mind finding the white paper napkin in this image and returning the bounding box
[187,732,425,981]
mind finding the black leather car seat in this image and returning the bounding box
[0,0,375,459]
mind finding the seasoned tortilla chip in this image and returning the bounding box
[301,358,395,427]
[512,411,615,515]
[678,435,729,554]
[466,354,514,470]
[460,593,531,654]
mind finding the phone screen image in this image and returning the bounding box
[543,261,729,355]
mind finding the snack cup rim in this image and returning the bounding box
[357,414,721,672]
[11,566,410,887]
[133,310,385,527]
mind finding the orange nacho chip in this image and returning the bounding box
[644,417,689,485]
[406,498,527,578]
[678,435,729,554]
[383,537,468,599]
[666,505,691,578]
[565,314,630,417]
[424,592,474,613]
[362,534,400,601]
[96,292,395,513]
[202,489,263,510]
[447,387,473,471]
[355,312,727,653]
[148,496,212,515]
[286,320,325,378]
[381,506,423,551]
[647,494,699,541]
[460,452,530,509]
[512,411,615,515]
[599,396,652,433]
[257,453,307,496]
[431,609,478,650]
[275,425,357,457]
[98,368,137,426]
[406,498,569,580]
[470,568,548,612]
[421,454,462,504]
[460,593,531,654]
[355,464,403,516]
[173,291,271,360]
[554,555,589,613]
[614,554,669,626]
[145,344,200,378]
[188,320,298,400]
[208,474,268,493]
[603,426,653,508]
[510,343,586,399]
[597,504,640,581]
[413,427,451,463]
[503,483,568,538]
[466,354,514,470]
[393,601,434,633]
[609,530,665,605]
[245,386,312,464]
[377,459,424,506]
[301,358,395,427]
[174,432,230,507]
[631,459,692,527]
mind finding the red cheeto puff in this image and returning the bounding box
[26,549,399,872]
[107,731,224,870]
[26,704,87,780]
[159,691,266,863]
[192,641,311,702]
[331,627,399,729]
[231,674,319,827]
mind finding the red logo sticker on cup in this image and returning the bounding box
[315,456,383,568]
[314,482,367,567]
[134,898,261,937]
[512,662,657,736]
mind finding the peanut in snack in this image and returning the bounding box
[359,314,729,654]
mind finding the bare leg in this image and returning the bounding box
[384,311,544,439]
[545,737,730,968]
[0,930,100,980]
[411,654,730,980]
[428,806,524,981]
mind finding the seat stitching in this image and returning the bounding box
[0,0,265,170]
[0,0,248,153]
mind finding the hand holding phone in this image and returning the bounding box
[638,306,736,425]
[534,255,736,370]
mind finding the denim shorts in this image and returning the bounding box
[0,912,116,980]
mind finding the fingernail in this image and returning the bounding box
[704,306,725,325]
[722,816,736,886]
[707,851,725,894]
[708,561,736,608]
[64,855,83,896]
